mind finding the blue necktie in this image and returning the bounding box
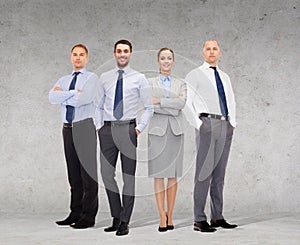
[113,70,124,120]
[210,66,228,116]
[66,71,80,123]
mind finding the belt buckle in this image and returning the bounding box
[64,123,73,128]
[207,114,212,119]
[220,116,225,120]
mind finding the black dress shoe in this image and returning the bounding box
[56,216,79,226]
[70,219,95,229]
[158,226,168,232]
[158,214,168,232]
[167,225,174,230]
[194,221,217,232]
[116,222,129,236]
[210,219,237,229]
[104,218,120,232]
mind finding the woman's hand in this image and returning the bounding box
[152,96,160,104]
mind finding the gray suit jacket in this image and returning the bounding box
[148,76,187,136]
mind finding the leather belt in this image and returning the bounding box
[63,118,93,128]
[104,119,136,126]
[200,113,229,121]
[63,123,73,128]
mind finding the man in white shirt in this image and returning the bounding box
[96,39,154,236]
[185,40,237,232]
[49,44,98,229]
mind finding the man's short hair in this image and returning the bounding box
[114,39,132,53]
[71,44,88,54]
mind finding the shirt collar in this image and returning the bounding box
[203,61,219,70]
[115,66,131,75]
[72,67,86,75]
[159,74,172,82]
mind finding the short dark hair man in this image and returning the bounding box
[96,39,153,236]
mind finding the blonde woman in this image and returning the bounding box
[148,48,187,232]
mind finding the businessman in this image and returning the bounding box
[185,40,237,232]
[96,39,153,236]
[49,44,98,229]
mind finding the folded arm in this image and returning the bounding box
[65,74,98,107]
[48,83,76,104]
[152,81,187,116]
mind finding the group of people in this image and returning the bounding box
[49,39,237,236]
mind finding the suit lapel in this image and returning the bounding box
[152,76,180,98]
[152,76,165,98]
[170,77,180,97]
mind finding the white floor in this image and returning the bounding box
[0,212,299,245]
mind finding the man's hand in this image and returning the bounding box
[135,129,141,136]
[54,86,62,91]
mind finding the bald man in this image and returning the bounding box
[185,40,237,232]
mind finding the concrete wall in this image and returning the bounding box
[0,0,299,217]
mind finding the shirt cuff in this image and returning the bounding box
[135,123,145,133]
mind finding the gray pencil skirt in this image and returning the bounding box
[148,125,184,178]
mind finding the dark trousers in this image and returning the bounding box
[98,122,137,223]
[194,117,234,222]
[62,118,98,222]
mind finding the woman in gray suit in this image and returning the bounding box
[148,48,187,232]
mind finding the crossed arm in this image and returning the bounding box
[152,81,187,115]
[49,74,97,107]
[54,86,81,93]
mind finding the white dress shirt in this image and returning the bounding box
[184,62,236,129]
[49,68,98,123]
[95,66,154,132]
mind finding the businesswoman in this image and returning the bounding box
[148,48,187,232]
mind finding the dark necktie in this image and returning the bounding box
[66,71,80,123]
[210,66,228,116]
[113,70,124,120]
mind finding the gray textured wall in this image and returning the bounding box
[0,0,299,217]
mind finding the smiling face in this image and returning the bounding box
[114,43,132,69]
[70,47,88,71]
[158,49,174,75]
[202,40,222,67]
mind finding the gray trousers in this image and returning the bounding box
[193,117,234,222]
[98,122,137,223]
